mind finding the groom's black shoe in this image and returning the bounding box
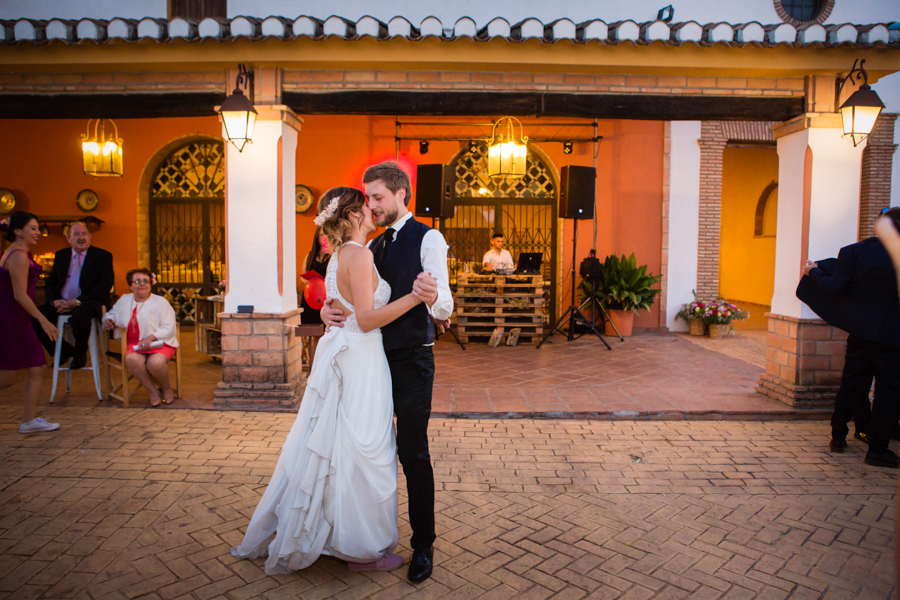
[408,546,433,583]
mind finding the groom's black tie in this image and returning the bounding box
[383,228,395,248]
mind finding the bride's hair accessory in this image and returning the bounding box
[314,198,340,227]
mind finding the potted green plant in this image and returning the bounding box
[701,299,750,338]
[577,253,661,336]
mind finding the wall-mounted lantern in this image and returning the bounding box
[837,59,885,147]
[81,119,123,177]
[218,64,257,152]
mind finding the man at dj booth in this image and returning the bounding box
[482,232,514,272]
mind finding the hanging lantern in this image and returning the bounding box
[487,117,528,179]
[218,64,257,152]
[838,59,885,147]
[81,119,123,177]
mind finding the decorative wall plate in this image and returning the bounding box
[295,184,314,214]
[76,189,99,212]
[0,188,15,214]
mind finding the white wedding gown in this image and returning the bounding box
[231,241,399,574]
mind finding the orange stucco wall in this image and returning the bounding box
[2,116,663,326]
[719,146,779,306]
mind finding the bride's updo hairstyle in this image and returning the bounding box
[316,187,366,254]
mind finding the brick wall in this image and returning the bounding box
[696,122,728,299]
[0,71,226,93]
[858,113,898,240]
[281,70,805,97]
[659,121,671,328]
[757,313,846,408]
[214,310,306,410]
[0,69,807,99]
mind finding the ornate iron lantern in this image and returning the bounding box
[838,59,885,147]
[487,117,528,179]
[81,119,123,177]
[218,64,257,152]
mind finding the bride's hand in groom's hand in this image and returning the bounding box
[412,273,438,306]
[321,298,346,331]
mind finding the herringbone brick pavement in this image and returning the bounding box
[0,407,895,600]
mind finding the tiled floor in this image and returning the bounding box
[1,328,814,419]
[0,409,894,599]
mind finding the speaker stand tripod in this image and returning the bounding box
[578,295,625,342]
[536,219,611,350]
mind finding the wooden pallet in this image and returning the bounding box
[455,273,544,344]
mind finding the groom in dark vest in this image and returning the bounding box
[322,162,453,583]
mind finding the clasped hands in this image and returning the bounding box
[802,260,818,276]
[51,298,79,313]
[322,272,449,331]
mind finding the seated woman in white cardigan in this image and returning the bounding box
[103,268,179,406]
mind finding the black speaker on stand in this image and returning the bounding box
[537,166,611,350]
[415,164,455,219]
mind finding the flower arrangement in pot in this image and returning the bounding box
[675,291,708,336]
[701,299,749,339]
[577,253,661,336]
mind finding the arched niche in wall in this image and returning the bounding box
[754,180,778,238]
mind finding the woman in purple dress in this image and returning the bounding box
[0,212,61,434]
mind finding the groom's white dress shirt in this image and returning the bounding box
[368,211,454,323]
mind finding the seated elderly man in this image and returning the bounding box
[103,268,179,407]
[34,221,114,370]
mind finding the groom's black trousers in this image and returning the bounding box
[386,345,436,551]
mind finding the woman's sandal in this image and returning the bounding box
[162,389,175,405]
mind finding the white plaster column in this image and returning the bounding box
[757,114,867,408]
[665,121,701,332]
[222,106,302,314]
[770,116,866,319]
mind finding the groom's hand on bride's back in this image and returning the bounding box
[321,298,347,330]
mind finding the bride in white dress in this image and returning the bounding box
[230,187,425,574]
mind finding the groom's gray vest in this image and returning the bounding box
[371,218,436,351]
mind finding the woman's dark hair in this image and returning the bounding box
[304,227,325,271]
[3,211,39,242]
[126,268,153,285]
[318,187,367,253]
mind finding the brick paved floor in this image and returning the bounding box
[0,406,895,599]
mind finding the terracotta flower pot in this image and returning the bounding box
[708,324,730,339]
[604,309,634,337]
[688,319,705,336]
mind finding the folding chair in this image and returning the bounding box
[104,322,183,407]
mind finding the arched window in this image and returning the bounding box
[150,141,225,322]
[754,181,778,238]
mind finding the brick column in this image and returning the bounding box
[697,122,727,299]
[858,113,898,240]
[757,314,846,407]
[214,309,305,410]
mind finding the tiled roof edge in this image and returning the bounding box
[1,16,897,47]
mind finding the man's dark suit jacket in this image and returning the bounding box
[45,246,115,309]
[796,237,900,348]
